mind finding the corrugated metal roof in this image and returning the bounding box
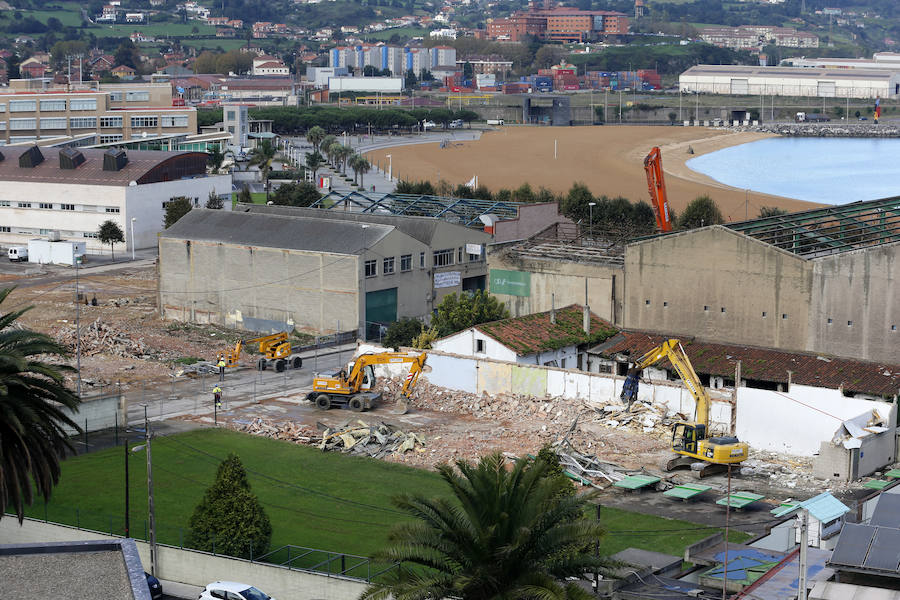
[593,331,900,397]
[473,304,618,356]
[159,208,393,254]
[799,492,850,523]
[683,64,896,80]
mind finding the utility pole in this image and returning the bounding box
[722,464,731,600]
[798,509,809,600]
[144,406,158,577]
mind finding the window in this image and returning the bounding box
[109,91,123,102]
[663,301,668,307]
[847,320,853,327]
[39,99,66,111]
[227,110,236,120]
[60,204,75,211]
[9,118,36,130]
[70,98,97,111]
[703,305,709,311]
[125,91,150,102]
[70,117,97,129]
[721,307,726,313]
[383,256,395,275]
[161,115,189,127]
[433,249,453,266]
[99,134,123,143]
[40,117,67,129]
[475,339,485,353]
[0,200,9,206]
[100,116,123,128]
[227,126,235,133]
[105,207,120,213]
[0,226,9,233]
[458,247,463,263]
[17,202,31,208]
[39,202,52,209]
[645,299,650,305]
[400,254,412,272]
[131,116,158,128]
[39,228,49,235]
[83,231,98,239]
[420,252,426,268]
[365,259,377,277]
[782,314,788,320]
[892,325,897,332]
[827,318,833,324]
[0,103,6,111]
[9,100,37,112]
[0,122,5,131]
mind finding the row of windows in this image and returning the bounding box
[644,300,898,330]
[1,200,119,213]
[0,116,127,130]
[2,226,99,238]
[109,91,150,102]
[365,253,426,278]
[433,246,483,267]
[131,116,158,128]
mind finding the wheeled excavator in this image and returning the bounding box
[620,339,748,477]
[307,351,427,412]
[215,332,304,373]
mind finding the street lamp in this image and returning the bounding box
[588,202,596,237]
[125,405,158,576]
[130,217,137,261]
[386,154,392,182]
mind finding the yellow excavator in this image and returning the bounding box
[620,339,748,478]
[306,351,428,412]
[215,332,304,373]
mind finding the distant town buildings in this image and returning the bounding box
[486,7,629,42]
[329,45,458,77]
[699,25,819,51]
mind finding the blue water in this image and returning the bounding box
[686,137,900,204]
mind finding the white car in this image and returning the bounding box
[199,581,274,600]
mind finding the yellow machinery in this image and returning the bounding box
[215,332,303,373]
[620,339,748,477]
[306,351,427,412]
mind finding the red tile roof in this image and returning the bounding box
[475,304,618,356]
[595,331,900,398]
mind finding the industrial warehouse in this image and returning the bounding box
[679,64,900,98]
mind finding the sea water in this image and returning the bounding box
[686,137,900,205]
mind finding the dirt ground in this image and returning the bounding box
[366,126,824,219]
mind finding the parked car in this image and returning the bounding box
[449,119,464,129]
[199,581,274,600]
[422,120,436,130]
[144,572,162,600]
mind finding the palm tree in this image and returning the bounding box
[327,141,344,170]
[333,144,353,175]
[348,153,363,186]
[306,125,325,151]
[356,156,371,189]
[305,150,325,186]
[249,140,277,201]
[0,287,81,523]
[320,135,337,165]
[361,452,609,600]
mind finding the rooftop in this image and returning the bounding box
[798,492,851,523]
[473,304,618,356]
[592,331,900,397]
[0,147,208,186]
[683,64,898,80]
[160,209,393,254]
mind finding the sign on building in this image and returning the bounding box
[490,269,530,296]
[434,271,461,288]
[465,243,482,256]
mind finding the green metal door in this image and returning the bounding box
[365,287,397,339]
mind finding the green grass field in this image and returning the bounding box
[232,192,268,204]
[91,22,217,38]
[27,429,748,561]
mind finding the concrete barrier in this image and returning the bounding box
[1,518,370,600]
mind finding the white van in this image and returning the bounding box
[8,246,28,262]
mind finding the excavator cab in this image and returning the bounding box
[672,422,705,455]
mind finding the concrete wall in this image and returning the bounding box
[624,226,813,352]
[59,393,122,435]
[491,203,573,243]
[736,384,896,457]
[432,328,518,363]
[0,518,368,600]
[808,242,900,363]
[488,250,622,324]
[364,229,430,321]
[159,239,359,333]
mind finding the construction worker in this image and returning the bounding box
[213,385,222,409]
[217,357,226,381]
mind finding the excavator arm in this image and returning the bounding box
[620,338,709,426]
[643,147,674,233]
[347,352,428,397]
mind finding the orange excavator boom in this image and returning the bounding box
[643,146,673,232]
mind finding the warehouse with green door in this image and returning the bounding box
[158,206,491,337]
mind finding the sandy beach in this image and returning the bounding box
[365,126,823,221]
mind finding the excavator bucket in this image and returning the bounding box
[392,399,409,415]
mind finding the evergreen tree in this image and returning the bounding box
[186,453,272,559]
[431,290,510,337]
[164,197,193,228]
[98,220,124,260]
[678,195,724,229]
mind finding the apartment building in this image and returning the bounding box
[328,45,456,77]
[699,25,818,50]
[0,81,195,145]
[487,8,627,42]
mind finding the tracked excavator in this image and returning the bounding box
[307,351,427,413]
[620,339,748,478]
[215,332,304,372]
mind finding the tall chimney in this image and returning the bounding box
[550,293,556,324]
[583,279,590,335]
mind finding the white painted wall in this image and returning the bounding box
[125,174,232,250]
[736,384,895,456]
[432,329,517,362]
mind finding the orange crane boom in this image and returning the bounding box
[643,146,674,232]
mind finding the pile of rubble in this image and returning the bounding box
[55,317,152,359]
[233,417,425,458]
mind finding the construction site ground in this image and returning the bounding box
[2,263,881,542]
